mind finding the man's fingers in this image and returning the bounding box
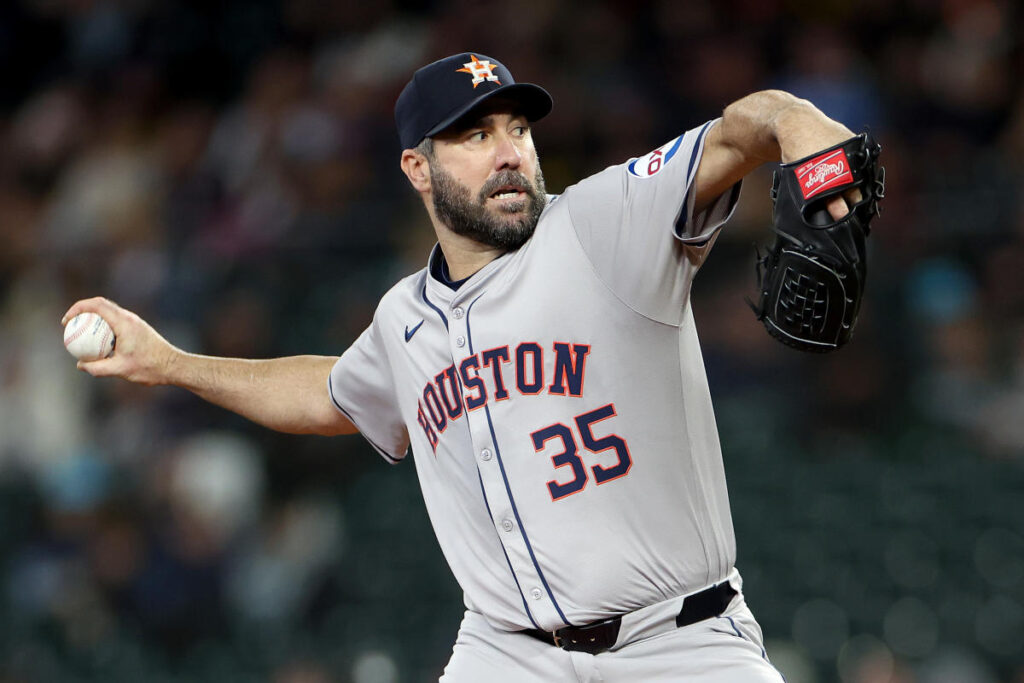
[61,297,122,326]
[77,357,120,377]
[61,299,96,325]
[825,186,865,222]
[826,196,849,221]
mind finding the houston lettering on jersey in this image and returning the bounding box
[416,342,591,452]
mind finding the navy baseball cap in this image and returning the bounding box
[395,53,553,150]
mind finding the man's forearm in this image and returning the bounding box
[719,90,854,165]
[166,353,353,436]
[694,90,856,214]
[62,297,357,437]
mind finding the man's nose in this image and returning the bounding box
[494,136,522,170]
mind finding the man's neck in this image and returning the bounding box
[433,222,506,281]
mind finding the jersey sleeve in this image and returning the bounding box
[565,119,742,324]
[328,313,410,464]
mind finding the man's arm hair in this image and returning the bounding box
[62,297,357,437]
[693,90,857,220]
[166,353,357,436]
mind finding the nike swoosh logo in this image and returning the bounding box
[404,320,425,342]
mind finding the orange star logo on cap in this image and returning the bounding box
[456,55,501,88]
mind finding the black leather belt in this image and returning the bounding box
[521,581,737,655]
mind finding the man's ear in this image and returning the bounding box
[401,150,431,193]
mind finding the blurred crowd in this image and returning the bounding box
[0,0,1021,681]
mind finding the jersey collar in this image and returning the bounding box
[423,196,557,304]
[424,242,518,306]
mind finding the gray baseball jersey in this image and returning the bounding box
[329,120,742,633]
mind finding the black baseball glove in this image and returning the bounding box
[750,132,884,352]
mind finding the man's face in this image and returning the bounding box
[427,109,547,250]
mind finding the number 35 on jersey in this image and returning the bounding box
[414,340,634,501]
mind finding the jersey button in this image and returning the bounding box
[501,519,514,532]
[481,449,492,461]
[530,588,543,600]
[455,336,466,348]
[452,307,464,319]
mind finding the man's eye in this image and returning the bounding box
[470,131,488,142]
[512,126,528,136]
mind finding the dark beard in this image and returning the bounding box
[430,163,547,250]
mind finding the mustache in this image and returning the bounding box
[477,170,536,203]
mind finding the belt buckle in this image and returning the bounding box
[553,617,621,655]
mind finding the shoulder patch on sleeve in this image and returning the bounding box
[627,136,684,178]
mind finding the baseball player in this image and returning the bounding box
[64,53,867,681]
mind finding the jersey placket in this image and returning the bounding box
[442,283,569,630]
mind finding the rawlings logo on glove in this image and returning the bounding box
[797,149,853,199]
[750,132,885,352]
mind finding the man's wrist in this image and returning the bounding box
[157,345,187,387]
[773,102,854,164]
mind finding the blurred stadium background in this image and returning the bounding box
[1,0,1022,681]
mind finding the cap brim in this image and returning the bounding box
[424,83,553,139]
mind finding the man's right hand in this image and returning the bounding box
[61,297,180,386]
[61,297,355,436]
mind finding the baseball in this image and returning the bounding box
[63,312,116,361]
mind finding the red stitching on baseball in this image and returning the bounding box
[101,325,112,357]
[63,316,91,348]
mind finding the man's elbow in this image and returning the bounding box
[315,410,359,437]
[323,419,360,437]
[291,403,359,437]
